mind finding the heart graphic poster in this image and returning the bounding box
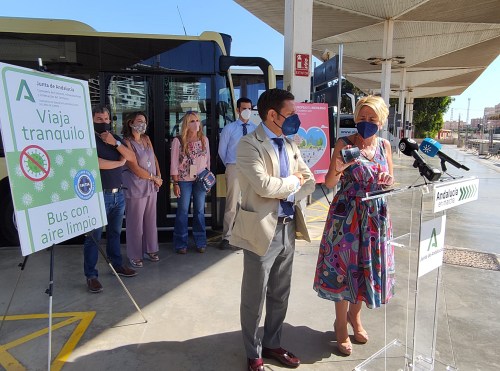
[291,103,330,183]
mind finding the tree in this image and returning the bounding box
[412,97,453,138]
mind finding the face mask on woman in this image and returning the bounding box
[188,120,200,132]
[131,122,147,135]
[356,121,379,139]
[240,108,252,121]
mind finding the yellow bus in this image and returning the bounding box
[0,16,275,245]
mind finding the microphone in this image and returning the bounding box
[419,138,470,171]
[399,138,442,182]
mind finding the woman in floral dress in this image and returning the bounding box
[313,96,395,356]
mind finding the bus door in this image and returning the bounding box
[104,72,224,230]
[162,75,215,230]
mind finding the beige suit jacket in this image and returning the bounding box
[229,124,316,256]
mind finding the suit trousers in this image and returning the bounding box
[240,221,296,359]
[222,164,241,240]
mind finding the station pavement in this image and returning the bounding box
[0,145,499,371]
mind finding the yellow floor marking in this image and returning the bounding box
[308,199,331,211]
[306,215,327,223]
[0,312,95,371]
[0,347,23,370]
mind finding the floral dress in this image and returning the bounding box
[313,137,394,308]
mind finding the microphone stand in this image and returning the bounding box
[439,159,465,180]
[440,158,448,173]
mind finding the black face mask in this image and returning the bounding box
[94,122,111,134]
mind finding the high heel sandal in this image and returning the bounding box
[347,312,369,343]
[144,252,160,262]
[129,258,143,268]
[333,320,352,356]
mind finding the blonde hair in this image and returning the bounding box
[179,111,206,155]
[354,95,389,124]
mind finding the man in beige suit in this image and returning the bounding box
[230,89,315,371]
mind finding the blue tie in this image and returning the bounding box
[242,123,248,136]
[272,138,294,217]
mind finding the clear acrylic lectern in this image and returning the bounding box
[354,176,479,371]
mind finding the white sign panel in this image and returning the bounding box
[433,177,479,212]
[338,127,357,137]
[0,63,106,256]
[418,215,446,278]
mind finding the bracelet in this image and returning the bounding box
[173,182,179,186]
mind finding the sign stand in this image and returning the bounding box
[89,232,148,323]
[0,256,29,336]
[46,245,55,370]
[354,175,478,371]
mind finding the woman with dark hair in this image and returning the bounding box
[122,112,162,268]
[170,111,210,254]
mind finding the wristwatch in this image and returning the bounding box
[114,140,121,148]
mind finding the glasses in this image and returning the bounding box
[184,110,199,115]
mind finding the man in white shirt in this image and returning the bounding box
[218,97,256,249]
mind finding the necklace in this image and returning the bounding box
[355,135,377,162]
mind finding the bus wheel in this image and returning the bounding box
[1,194,19,246]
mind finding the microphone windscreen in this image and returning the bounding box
[419,138,441,157]
[398,138,418,156]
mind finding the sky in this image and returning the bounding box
[2,0,498,123]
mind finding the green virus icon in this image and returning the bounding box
[20,145,51,181]
[27,152,45,174]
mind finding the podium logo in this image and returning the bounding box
[459,184,477,201]
[427,228,438,251]
[16,79,35,102]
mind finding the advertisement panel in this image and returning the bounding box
[0,63,106,255]
[293,103,330,183]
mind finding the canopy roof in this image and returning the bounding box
[235,0,500,98]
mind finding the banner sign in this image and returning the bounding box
[0,63,106,256]
[292,103,330,183]
[418,215,446,278]
[433,177,479,212]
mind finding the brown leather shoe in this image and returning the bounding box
[262,347,300,368]
[114,265,137,277]
[87,278,103,293]
[247,358,264,371]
